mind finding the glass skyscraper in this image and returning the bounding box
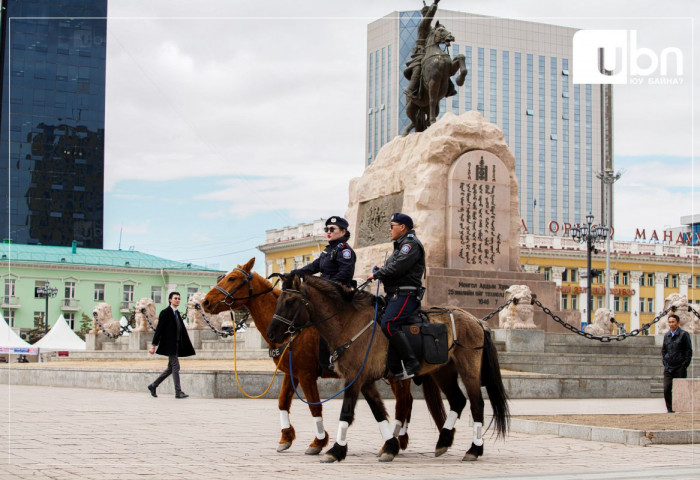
[0,0,107,248]
[367,10,606,235]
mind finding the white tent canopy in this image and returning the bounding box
[0,312,37,355]
[33,315,86,351]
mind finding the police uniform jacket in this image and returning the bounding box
[374,230,425,292]
[662,327,693,373]
[152,306,196,357]
[292,237,356,285]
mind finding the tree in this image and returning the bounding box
[77,312,92,340]
[25,315,46,344]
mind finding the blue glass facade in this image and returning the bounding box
[0,0,107,248]
[367,11,603,230]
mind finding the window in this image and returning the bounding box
[561,294,569,310]
[696,276,700,288]
[622,272,629,286]
[596,296,604,309]
[571,269,578,282]
[640,275,646,287]
[647,298,654,313]
[614,272,620,285]
[94,283,105,301]
[187,287,198,300]
[34,311,44,325]
[65,313,75,329]
[623,297,629,313]
[151,286,162,304]
[562,269,569,282]
[571,295,578,310]
[4,278,16,302]
[648,274,654,287]
[3,309,15,327]
[664,276,669,288]
[672,275,678,288]
[65,281,76,299]
[541,267,551,281]
[640,299,646,313]
[123,285,134,303]
[614,296,620,312]
[35,280,45,298]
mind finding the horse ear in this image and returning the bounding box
[292,275,302,291]
[435,20,441,27]
[240,257,255,272]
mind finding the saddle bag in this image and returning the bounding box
[420,323,448,364]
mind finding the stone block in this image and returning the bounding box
[673,378,699,412]
[128,331,154,351]
[503,329,544,352]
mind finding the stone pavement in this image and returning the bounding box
[0,385,698,480]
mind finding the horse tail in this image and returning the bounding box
[421,374,446,428]
[481,329,510,438]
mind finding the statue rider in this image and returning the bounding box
[403,0,457,101]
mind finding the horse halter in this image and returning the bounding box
[272,285,314,336]
[212,268,273,309]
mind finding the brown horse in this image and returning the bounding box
[201,258,423,455]
[266,275,509,463]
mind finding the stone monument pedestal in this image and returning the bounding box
[673,378,699,412]
[85,333,109,351]
[128,331,154,350]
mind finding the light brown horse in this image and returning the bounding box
[266,275,509,463]
[201,258,426,455]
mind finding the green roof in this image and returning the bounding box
[0,243,221,272]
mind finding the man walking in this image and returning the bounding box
[661,314,693,413]
[148,291,196,398]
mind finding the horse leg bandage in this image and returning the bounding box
[399,421,409,436]
[313,416,325,440]
[443,410,459,430]
[336,421,349,446]
[473,421,483,446]
[378,420,394,442]
[393,419,402,437]
[280,410,291,429]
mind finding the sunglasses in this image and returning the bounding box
[389,223,401,229]
[324,226,339,233]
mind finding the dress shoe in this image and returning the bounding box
[175,392,189,399]
[147,384,157,398]
[667,410,675,413]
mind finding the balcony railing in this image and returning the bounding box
[1,295,21,309]
[61,298,81,311]
[120,301,134,313]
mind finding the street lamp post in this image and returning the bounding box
[570,213,610,327]
[36,281,58,333]
[596,169,623,312]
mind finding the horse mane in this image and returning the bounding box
[303,276,376,310]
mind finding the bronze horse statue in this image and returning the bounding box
[201,259,433,455]
[403,21,467,135]
[266,275,509,463]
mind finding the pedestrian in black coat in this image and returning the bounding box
[147,291,196,398]
[661,314,693,413]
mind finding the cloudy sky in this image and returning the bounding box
[103,0,699,273]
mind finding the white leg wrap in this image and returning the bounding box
[443,410,459,430]
[336,421,349,446]
[280,410,290,429]
[473,421,483,446]
[378,420,393,442]
[393,419,402,437]
[312,416,325,440]
[399,421,408,436]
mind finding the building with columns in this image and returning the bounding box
[259,221,698,335]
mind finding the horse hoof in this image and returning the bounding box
[462,442,483,461]
[435,446,449,457]
[462,452,478,462]
[322,443,347,463]
[320,454,338,463]
[305,446,322,455]
[277,442,292,452]
[398,433,409,450]
[378,453,395,462]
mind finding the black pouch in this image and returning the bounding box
[421,323,448,364]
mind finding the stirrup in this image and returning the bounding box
[393,361,415,380]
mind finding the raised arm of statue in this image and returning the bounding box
[417,0,440,41]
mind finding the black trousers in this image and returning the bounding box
[152,355,182,394]
[663,366,687,412]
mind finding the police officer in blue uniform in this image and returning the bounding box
[291,216,356,285]
[367,213,424,379]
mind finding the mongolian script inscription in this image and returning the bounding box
[356,192,404,248]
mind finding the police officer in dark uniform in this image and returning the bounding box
[291,216,356,285]
[367,213,424,379]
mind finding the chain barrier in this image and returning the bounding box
[532,298,675,342]
[479,298,513,323]
[92,315,126,339]
[192,303,248,338]
[140,309,158,331]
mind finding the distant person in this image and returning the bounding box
[661,314,693,413]
[148,292,195,398]
[291,216,356,286]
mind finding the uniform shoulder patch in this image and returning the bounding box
[342,249,352,259]
[400,244,412,254]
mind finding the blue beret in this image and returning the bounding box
[325,216,349,229]
[390,213,413,230]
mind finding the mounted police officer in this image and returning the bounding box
[367,213,425,379]
[291,216,356,286]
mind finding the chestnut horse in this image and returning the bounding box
[201,258,427,455]
[266,275,510,463]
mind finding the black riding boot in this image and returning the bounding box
[389,331,421,379]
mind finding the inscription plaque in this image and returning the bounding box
[356,192,404,248]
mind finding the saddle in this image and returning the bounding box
[386,311,449,375]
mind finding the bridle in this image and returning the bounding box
[210,268,276,310]
[271,283,314,336]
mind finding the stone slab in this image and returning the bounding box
[673,378,699,412]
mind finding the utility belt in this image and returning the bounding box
[385,286,426,301]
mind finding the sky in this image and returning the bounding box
[102,0,699,274]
